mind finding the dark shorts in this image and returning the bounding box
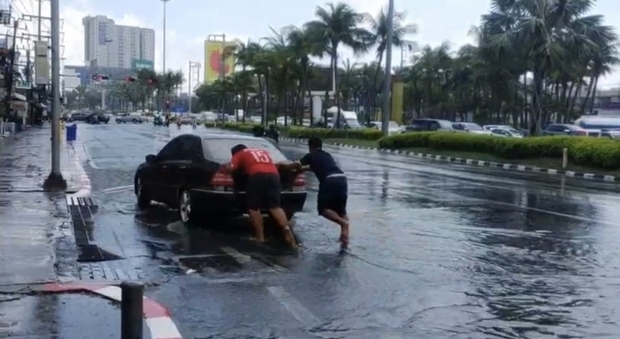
[246,172,281,210]
[317,175,348,216]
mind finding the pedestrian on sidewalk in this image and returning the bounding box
[279,137,349,248]
[221,144,298,248]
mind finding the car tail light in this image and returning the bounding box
[211,169,234,190]
[292,173,305,191]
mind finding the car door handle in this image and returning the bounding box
[161,165,168,169]
[179,166,187,169]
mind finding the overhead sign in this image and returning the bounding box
[0,9,11,26]
[34,41,49,85]
[14,80,32,89]
[132,59,153,71]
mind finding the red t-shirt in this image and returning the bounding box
[231,148,279,175]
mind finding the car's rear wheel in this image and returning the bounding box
[135,176,150,209]
[179,189,194,223]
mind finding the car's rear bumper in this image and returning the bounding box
[190,189,307,217]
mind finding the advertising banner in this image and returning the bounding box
[203,40,236,84]
[34,41,49,85]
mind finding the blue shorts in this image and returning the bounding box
[317,175,348,216]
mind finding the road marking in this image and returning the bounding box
[221,246,252,264]
[267,286,321,329]
[100,185,133,194]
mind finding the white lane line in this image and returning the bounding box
[221,246,252,264]
[267,286,321,329]
[174,254,230,261]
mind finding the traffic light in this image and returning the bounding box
[165,100,170,110]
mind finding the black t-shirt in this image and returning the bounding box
[299,150,344,183]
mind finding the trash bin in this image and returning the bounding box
[66,124,77,141]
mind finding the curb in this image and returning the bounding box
[41,282,182,339]
[279,137,618,183]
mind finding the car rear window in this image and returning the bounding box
[203,138,288,163]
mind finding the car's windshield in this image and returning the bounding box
[204,138,288,163]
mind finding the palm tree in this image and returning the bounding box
[481,0,616,134]
[304,2,371,127]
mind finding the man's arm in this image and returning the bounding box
[221,153,242,173]
[277,154,312,172]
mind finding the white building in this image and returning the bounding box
[82,15,154,69]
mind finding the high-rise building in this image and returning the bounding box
[82,15,154,69]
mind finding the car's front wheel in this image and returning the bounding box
[179,189,194,223]
[135,176,150,209]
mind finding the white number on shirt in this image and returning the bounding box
[249,150,270,163]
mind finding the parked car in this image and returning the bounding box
[452,122,492,135]
[542,123,587,136]
[483,125,524,136]
[134,133,307,223]
[116,113,144,123]
[85,112,110,124]
[67,112,91,122]
[404,119,454,132]
[366,121,404,134]
[489,128,524,138]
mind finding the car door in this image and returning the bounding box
[149,138,183,203]
[170,135,205,196]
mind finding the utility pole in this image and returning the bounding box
[44,0,65,188]
[381,0,394,137]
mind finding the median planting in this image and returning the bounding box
[205,122,620,171]
[379,132,620,170]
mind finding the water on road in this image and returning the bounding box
[71,122,620,338]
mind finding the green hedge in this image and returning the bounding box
[379,132,620,170]
[205,122,383,140]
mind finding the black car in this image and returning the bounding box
[134,133,307,224]
[67,112,91,122]
[85,113,110,124]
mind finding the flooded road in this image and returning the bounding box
[74,122,620,338]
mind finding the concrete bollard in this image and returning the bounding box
[120,281,144,339]
[562,148,568,170]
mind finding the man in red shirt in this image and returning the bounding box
[222,144,296,248]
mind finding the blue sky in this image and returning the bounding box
[10,0,620,89]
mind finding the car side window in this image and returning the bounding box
[157,138,182,161]
[429,121,440,130]
[177,136,203,161]
[547,124,561,132]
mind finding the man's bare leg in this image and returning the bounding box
[320,209,349,246]
[248,209,265,242]
[269,207,297,248]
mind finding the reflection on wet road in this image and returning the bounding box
[76,123,620,338]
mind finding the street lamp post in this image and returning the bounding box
[43,0,65,189]
[161,0,171,72]
[381,0,395,137]
[188,61,200,113]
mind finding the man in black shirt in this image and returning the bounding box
[280,137,349,247]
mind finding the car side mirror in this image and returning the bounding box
[145,154,156,163]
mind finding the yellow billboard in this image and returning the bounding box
[204,40,236,84]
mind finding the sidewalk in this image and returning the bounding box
[0,126,86,287]
[0,127,178,338]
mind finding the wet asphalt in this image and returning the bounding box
[73,122,620,338]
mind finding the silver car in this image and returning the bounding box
[116,113,144,123]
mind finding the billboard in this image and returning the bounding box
[203,40,236,84]
[132,59,154,71]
